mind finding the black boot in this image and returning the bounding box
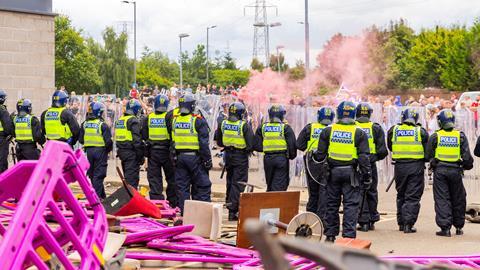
[357,223,369,232]
[398,224,405,232]
[436,229,451,237]
[404,224,417,234]
[369,222,376,231]
[228,212,238,221]
[325,236,336,243]
[455,228,464,235]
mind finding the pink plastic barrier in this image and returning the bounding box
[384,254,480,268]
[120,217,167,232]
[126,251,251,264]
[0,141,108,270]
[124,225,194,245]
[233,256,317,270]
[150,200,180,218]
[148,235,257,259]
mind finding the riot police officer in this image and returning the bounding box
[214,102,254,221]
[141,94,177,206]
[296,107,335,220]
[172,94,212,213]
[313,101,371,242]
[254,105,297,191]
[387,108,429,233]
[41,90,80,147]
[0,90,14,172]
[13,99,45,161]
[426,109,473,237]
[115,99,145,189]
[355,103,388,232]
[79,102,113,199]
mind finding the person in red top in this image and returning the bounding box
[129,88,139,99]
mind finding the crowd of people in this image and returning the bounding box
[3,85,480,242]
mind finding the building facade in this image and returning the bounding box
[0,0,54,115]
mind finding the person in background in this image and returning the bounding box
[79,102,113,198]
[0,90,13,172]
[13,99,45,161]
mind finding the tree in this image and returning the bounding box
[288,60,306,80]
[211,69,250,86]
[221,52,237,70]
[55,15,101,93]
[250,58,264,71]
[269,53,288,72]
[136,46,177,88]
[97,27,133,96]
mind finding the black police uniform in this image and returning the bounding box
[14,115,45,161]
[214,121,255,218]
[426,130,473,232]
[0,105,14,171]
[79,116,113,199]
[296,123,327,219]
[387,124,428,230]
[357,121,388,228]
[116,115,144,189]
[141,110,177,206]
[254,122,297,191]
[174,114,212,213]
[314,125,371,239]
[40,108,80,146]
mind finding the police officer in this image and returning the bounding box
[387,108,429,233]
[426,109,473,237]
[41,90,80,147]
[13,99,45,161]
[313,101,371,242]
[254,105,297,191]
[172,94,212,213]
[214,102,254,221]
[115,99,145,189]
[79,102,113,199]
[141,94,177,206]
[0,90,14,172]
[296,107,335,220]
[355,103,388,232]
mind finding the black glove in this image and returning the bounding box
[203,159,213,171]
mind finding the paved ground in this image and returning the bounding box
[104,155,480,258]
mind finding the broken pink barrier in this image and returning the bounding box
[232,256,317,270]
[0,141,108,270]
[148,235,257,259]
[124,224,194,245]
[150,200,180,218]
[120,217,167,232]
[383,254,480,268]
[126,251,251,264]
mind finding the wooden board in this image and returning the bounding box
[237,191,300,248]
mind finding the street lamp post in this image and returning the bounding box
[253,22,282,67]
[206,25,217,86]
[304,0,310,71]
[121,0,137,85]
[179,33,190,92]
[276,45,284,72]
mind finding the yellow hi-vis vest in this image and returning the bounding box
[435,129,461,162]
[44,107,72,140]
[148,112,170,141]
[328,123,358,161]
[262,122,287,152]
[221,120,246,149]
[115,115,133,142]
[392,124,424,159]
[14,114,33,142]
[83,119,105,147]
[172,114,199,150]
[307,123,326,152]
[356,121,376,154]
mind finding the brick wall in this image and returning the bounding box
[0,10,55,116]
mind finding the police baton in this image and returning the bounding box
[385,162,396,192]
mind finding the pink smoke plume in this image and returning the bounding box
[240,31,379,106]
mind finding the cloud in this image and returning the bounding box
[53,0,480,68]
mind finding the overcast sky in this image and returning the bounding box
[53,0,480,68]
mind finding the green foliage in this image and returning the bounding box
[250,58,264,71]
[55,15,101,92]
[211,69,250,86]
[288,60,306,80]
[136,47,177,88]
[269,53,289,72]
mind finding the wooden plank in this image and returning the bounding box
[237,191,300,248]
